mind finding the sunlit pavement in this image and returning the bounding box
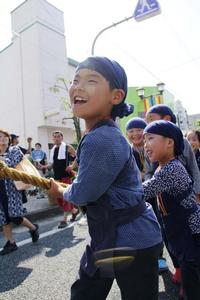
[0,215,179,300]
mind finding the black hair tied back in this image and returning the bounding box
[77,56,134,120]
[111,103,134,120]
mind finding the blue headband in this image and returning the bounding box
[126,117,147,130]
[147,104,176,124]
[144,120,184,155]
[76,56,134,119]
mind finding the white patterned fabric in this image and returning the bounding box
[0,146,24,225]
[143,159,200,234]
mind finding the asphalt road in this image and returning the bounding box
[0,214,180,300]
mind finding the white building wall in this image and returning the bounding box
[0,0,81,155]
[11,0,65,36]
[175,100,189,132]
[0,43,23,134]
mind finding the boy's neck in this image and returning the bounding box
[85,116,113,131]
[159,155,175,167]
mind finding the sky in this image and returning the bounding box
[0,0,200,114]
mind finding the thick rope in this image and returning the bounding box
[0,160,67,190]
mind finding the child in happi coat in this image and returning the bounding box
[48,56,162,300]
[126,118,166,273]
[143,120,200,300]
[186,130,200,171]
[145,104,200,196]
[126,117,147,181]
[145,104,200,279]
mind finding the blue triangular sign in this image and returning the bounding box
[134,0,161,22]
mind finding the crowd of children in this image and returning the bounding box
[46,56,200,300]
[1,55,200,299]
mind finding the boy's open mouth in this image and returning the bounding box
[146,150,152,157]
[74,96,87,104]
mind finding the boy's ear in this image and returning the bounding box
[163,115,171,121]
[168,138,175,149]
[111,89,125,105]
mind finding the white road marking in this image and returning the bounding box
[0,219,82,250]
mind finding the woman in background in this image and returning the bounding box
[0,129,39,255]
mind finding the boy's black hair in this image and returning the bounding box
[35,142,42,147]
[144,120,184,156]
[76,56,134,119]
[52,131,63,137]
[147,104,177,124]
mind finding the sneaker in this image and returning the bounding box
[29,224,39,243]
[58,221,67,228]
[172,268,181,285]
[70,210,79,222]
[158,258,168,273]
[0,241,18,255]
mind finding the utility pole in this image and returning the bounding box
[91,16,134,55]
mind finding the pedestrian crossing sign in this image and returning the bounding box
[134,0,161,22]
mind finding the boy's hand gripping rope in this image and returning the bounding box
[0,160,68,190]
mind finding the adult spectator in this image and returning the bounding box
[10,134,34,204]
[10,134,33,154]
[31,143,48,198]
[42,131,79,228]
[0,129,39,255]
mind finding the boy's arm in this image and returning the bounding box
[68,144,76,157]
[66,144,77,172]
[143,161,191,201]
[26,137,33,154]
[40,162,53,170]
[68,159,77,170]
[63,133,129,206]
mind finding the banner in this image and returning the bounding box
[144,95,161,113]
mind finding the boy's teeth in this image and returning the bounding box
[75,96,86,101]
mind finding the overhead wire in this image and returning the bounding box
[0,0,197,111]
[161,13,200,75]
